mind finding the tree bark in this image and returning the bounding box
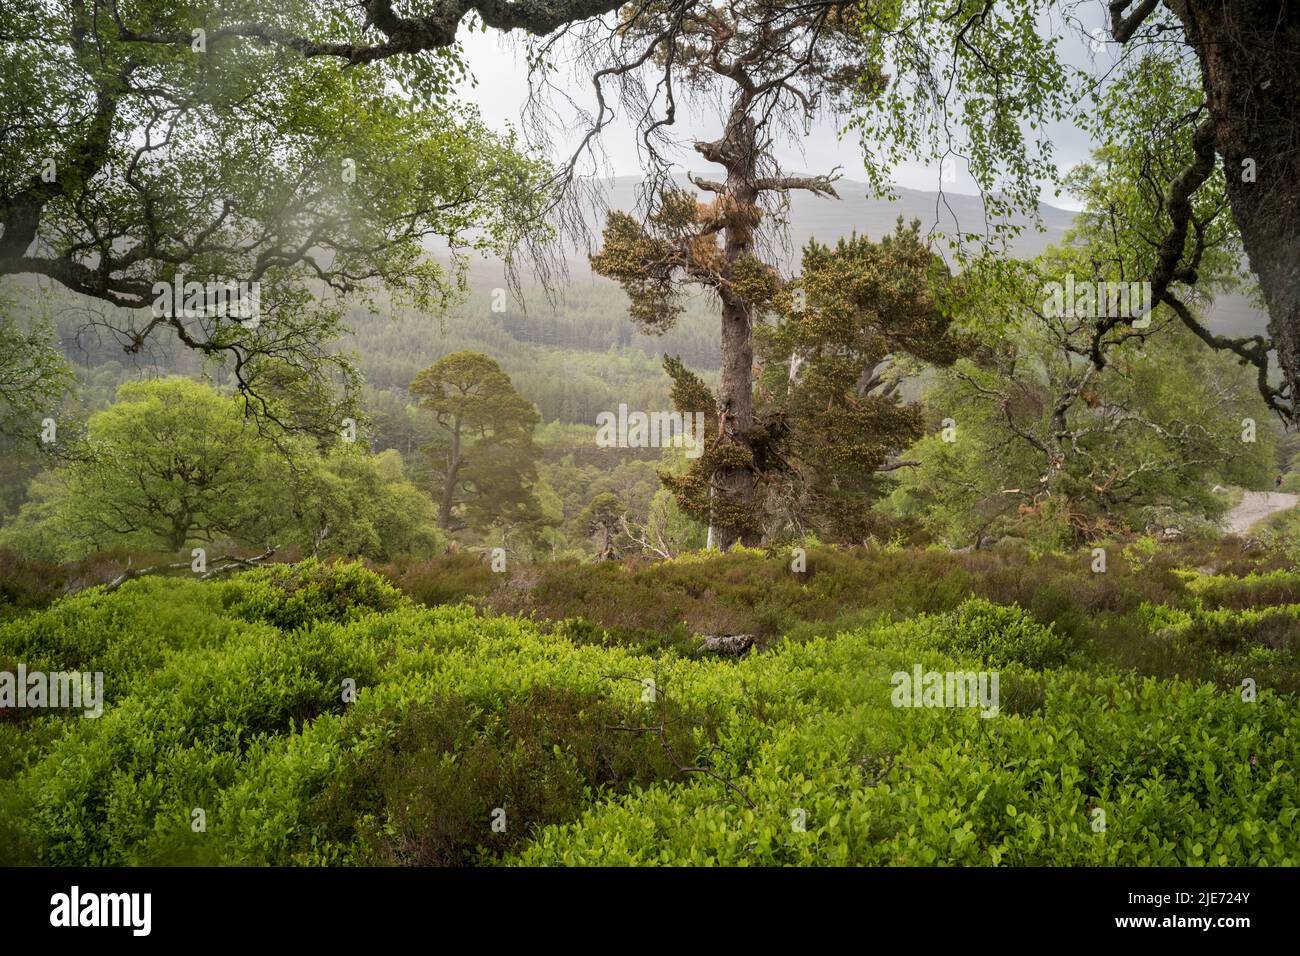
[167,525,188,552]
[704,110,762,549]
[1168,0,1300,411]
[439,417,462,530]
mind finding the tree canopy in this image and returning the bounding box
[410,350,546,538]
[0,377,444,560]
[0,0,552,430]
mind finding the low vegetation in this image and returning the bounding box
[1,555,1295,866]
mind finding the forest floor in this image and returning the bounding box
[1224,491,1299,533]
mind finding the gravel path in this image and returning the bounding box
[1224,491,1300,534]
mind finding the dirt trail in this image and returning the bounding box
[1224,491,1300,534]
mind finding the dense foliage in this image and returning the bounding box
[1,555,1296,866]
[1,0,1298,875]
[0,378,444,562]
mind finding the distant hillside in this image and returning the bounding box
[602,175,1078,264]
[461,175,1268,338]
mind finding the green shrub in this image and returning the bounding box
[220,559,405,630]
[934,598,1069,669]
[1190,570,1300,611]
[3,554,1298,868]
[513,671,1300,867]
[12,616,377,865]
[305,688,699,865]
[0,577,241,706]
[1173,606,1300,654]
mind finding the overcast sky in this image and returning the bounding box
[454,6,1117,212]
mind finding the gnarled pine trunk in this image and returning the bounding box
[706,111,762,549]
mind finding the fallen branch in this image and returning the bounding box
[102,547,277,593]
